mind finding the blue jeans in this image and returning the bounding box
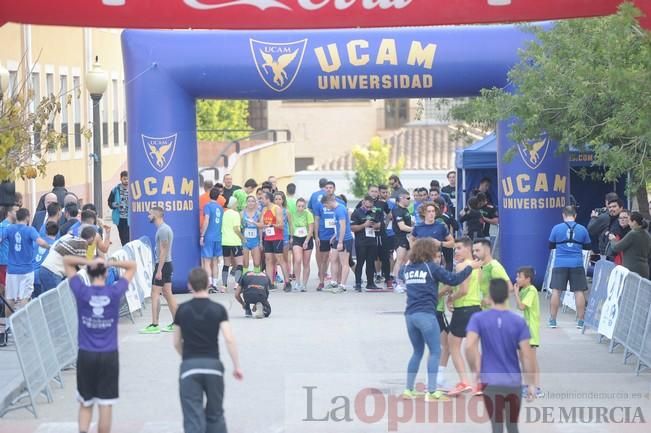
[405,312,441,392]
[39,267,63,293]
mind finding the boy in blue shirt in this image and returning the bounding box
[1,208,50,313]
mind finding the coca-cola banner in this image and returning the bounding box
[1,0,649,30]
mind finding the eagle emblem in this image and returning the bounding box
[517,137,550,170]
[141,134,177,173]
[250,39,307,92]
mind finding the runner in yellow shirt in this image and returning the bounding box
[446,237,482,396]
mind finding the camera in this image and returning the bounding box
[592,207,607,217]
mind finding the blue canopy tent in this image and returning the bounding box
[455,133,626,225]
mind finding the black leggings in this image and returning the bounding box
[354,243,378,285]
[482,385,522,433]
[378,235,392,280]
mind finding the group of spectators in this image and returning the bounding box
[587,192,651,278]
[0,172,130,346]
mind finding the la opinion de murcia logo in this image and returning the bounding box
[102,0,415,11]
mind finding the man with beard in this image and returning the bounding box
[141,207,177,334]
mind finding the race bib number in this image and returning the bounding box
[265,227,276,237]
[324,218,336,229]
[294,227,308,237]
[244,228,257,239]
[365,227,376,237]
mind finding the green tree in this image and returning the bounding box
[451,3,651,210]
[350,136,403,198]
[196,99,250,141]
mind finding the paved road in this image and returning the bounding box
[1,260,650,433]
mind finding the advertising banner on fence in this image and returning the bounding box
[109,237,153,313]
[583,259,616,332]
[2,0,650,30]
[598,265,629,339]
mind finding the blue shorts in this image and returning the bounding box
[201,239,223,258]
[245,238,260,250]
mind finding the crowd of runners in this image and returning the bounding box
[4,170,624,433]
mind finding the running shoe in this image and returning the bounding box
[366,285,382,291]
[521,385,528,398]
[245,310,253,318]
[300,284,307,293]
[374,274,384,284]
[161,323,174,333]
[140,324,161,334]
[337,284,347,293]
[401,389,425,400]
[547,318,557,328]
[425,391,450,402]
[447,382,472,396]
[317,283,324,292]
[536,387,544,398]
[255,302,265,319]
[394,284,406,294]
[0,332,6,347]
[284,282,292,292]
[208,285,219,294]
[576,320,585,330]
[385,279,394,290]
[472,383,484,396]
[354,284,362,292]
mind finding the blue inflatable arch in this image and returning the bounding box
[122,24,569,288]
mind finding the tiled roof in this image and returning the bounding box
[315,125,469,171]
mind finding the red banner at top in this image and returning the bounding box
[0,0,649,30]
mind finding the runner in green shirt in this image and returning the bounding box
[514,266,542,397]
[290,198,315,291]
[221,198,245,291]
[286,183,298,216]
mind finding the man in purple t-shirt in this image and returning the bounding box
[64,255,136,433]
[466,279,535,433]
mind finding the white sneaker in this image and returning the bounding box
[394,284,406,294]
[334,284,347,293]
[255,302,264,319]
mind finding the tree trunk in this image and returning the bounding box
[635,184,650,218]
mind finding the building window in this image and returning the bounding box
[73,76,81,150]
[102,90,109,147]
[112,79,119,146]
[295,157,314,172]
[384,99,409,130]
[46,73,54,135]
[31,73,41,148]
[247,100,268,131]
[8,70,17,98]
[60,75,69,152]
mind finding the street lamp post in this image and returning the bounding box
[85,57,108,215]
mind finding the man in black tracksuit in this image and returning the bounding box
[351,196,383,291]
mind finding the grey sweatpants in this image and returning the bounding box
[179,358,226,433]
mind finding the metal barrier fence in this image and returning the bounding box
[577,259,651,376]
[1,238,153,417]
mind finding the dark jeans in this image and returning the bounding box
[39,267,63,293]
[482,385,522,433]
[179,358,227,433]
[354,242,377,285]
[117,218,130,246]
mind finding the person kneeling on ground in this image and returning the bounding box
[173,268,243,433]
[235,270,272,319]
